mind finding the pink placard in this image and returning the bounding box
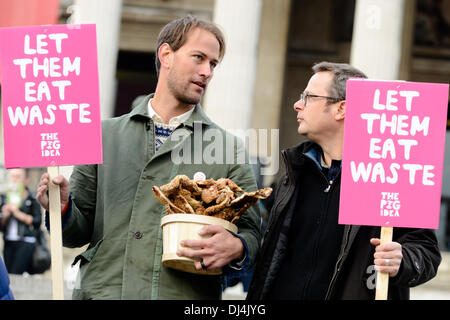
[0,24,102,168]
[339,79,449,229]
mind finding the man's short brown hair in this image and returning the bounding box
[312,61,367,103]
[155,15,226,77]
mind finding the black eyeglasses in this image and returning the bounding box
[299,92,341,106]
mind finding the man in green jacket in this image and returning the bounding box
[36,15,261,299]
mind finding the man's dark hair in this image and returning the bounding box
[154,15,226,77]
[312,61,368,102]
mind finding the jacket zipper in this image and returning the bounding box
[323,166,346,300]
[302,155,342,297]
[324,180,333,193]
[304,155,348,299]
[303,155,331,193]
[325,223,351,299]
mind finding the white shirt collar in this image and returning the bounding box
[148,98,195,127]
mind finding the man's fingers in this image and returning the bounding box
[38,177,49,189]
[37,183,48,194]
[374,265,399,275]
[371,238,401,252]
[374,251,402,260]
[37,173,70,211]
[176,247,205,259]
[198,224,223,236]
[180,239,207,249]
[51,174,68,186]
[40,173,68,188]
[371,239,403,278]
[375,242,402,252]
[193,259,220,271]
[374,257,401,265]
[176,226,241,270]
[36,177,50,210]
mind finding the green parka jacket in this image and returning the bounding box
[61,94,261,299]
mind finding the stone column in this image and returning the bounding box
[203,0,263,130]
[350,0,416,80]
[251,0,291,131]
[71,0,123,120]
[250,0,291,183]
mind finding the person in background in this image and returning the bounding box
[0,169,42,275]
[247,62,441,300]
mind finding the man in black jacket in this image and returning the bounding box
[246,62,441,300]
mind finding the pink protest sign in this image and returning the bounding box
[0,24,102,168]
[339,79,449,229]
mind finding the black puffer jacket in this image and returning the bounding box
[247,141,441,300]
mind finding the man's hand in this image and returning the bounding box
[9,203,20,218]
[1,204,12,218]
[370,238,403,277]
[36,173,70,212]
[176,225,244,271]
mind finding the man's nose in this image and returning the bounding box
[293,99,304,111]
[199,62,213,79]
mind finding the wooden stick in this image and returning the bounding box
[47,166,65,300]
[375,226,393,300]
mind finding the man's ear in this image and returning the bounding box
[335,100,346,121]
[158,43,173,70]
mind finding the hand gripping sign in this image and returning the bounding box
[339,79,448,300]
[0,24,102,299]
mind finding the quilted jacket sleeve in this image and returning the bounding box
[390,227,441,287]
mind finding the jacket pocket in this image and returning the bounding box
[71,239,103,267]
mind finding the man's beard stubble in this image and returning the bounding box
[167,74,204,106]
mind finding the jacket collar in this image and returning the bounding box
[284,140,316,159]
[284,141,343,172]
[129,93,213,128]
[304,143,324,169]
[282,140,317,174]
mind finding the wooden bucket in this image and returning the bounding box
[160,214,238,275]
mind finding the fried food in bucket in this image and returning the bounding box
[152,175,272,223]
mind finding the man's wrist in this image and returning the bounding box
[45,194,72,231]
[61,200,69,214]
[228,232,250,271]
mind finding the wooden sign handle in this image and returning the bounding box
[47,166,65,300]
[375,226,393,300]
